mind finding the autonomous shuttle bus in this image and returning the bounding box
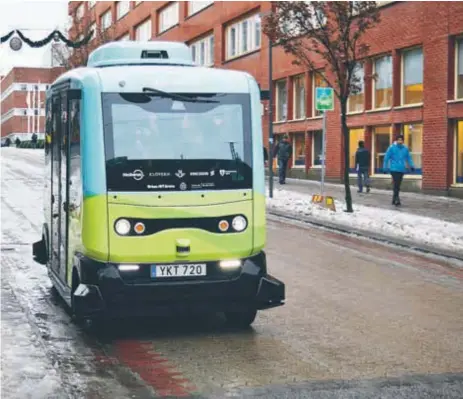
[33,41,285,326]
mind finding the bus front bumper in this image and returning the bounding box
[73,252,285,318]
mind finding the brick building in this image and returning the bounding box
[1,67,64,142]
[68,1,463,195]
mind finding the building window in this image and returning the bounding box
[313,71,327,117]
[348,63,364,113]
[190,34,214,66]
[89,22,96,39]
[373,55,392,109]
[372,125,392,173]
[188,0,213,16]
[76,3,84,20]
[20,84,27,91]
[293,75,305,120]
[401,123,423,175]
[159,2,179,33]
[275,80,287,122]
[402,47,423,105]
[116,1,130,20]
[292,133,306,167]
[456,120,463,184]
[100,9,112,31]
[349,128,365,172]
[225,14,261,60]
[312,130,323,166]
[135,18,151,41]
[457,38,463,99]
[89,0,96,8]
[119,32,130,41]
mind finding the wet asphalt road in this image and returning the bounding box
[2,149,463,398]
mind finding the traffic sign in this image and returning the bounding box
[315,87,334,111]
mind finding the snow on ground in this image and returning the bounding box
[266,187,463,254]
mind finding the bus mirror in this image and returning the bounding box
[171,101,185,111]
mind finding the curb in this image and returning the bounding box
[267,208,463,263]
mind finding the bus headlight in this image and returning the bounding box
[115,218,131,235]
[232,216,247,232]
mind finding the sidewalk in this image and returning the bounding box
[265,178,463,261]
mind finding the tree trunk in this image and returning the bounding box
[340,100,354,213]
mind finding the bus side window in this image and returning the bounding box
[69,98,81,208]
[45,98,52,157]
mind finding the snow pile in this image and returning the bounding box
[266,187,463,254]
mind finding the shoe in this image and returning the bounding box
[366,186,370,193]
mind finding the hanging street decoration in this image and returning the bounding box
[0,29,94,51]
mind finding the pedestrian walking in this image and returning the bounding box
[15,137,21,148]
[263,146,268,165]
[273,134,292,184]
[383,134,415,206]
[31,133,38,149]
[354,140,371,193]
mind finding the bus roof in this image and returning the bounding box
[51,41,257,94]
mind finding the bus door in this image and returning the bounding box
[50,91,69,284]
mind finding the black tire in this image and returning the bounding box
[224,309,257,328]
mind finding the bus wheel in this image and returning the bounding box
[224,309,257,328]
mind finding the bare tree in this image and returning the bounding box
[263,1,380,213]
[53,6,115,70]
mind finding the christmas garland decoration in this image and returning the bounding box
[1,30,14,44]
[1,29,94,48]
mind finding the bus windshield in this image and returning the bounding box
[102,92,252,192]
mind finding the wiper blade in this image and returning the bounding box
[142,87,218,103]
[107,156,128,166]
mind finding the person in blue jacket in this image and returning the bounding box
[383,134,415,206]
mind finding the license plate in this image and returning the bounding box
[151,263,207,278]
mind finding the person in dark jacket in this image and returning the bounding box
[263,146,268,164]
[383,134,415,206]
[31,133,38,149]
[15,137,21,148]
[354,140,371,193]
[273,134,292,184]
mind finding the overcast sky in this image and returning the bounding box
[0,1,68,76]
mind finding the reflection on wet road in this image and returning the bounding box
[2,148,463,398]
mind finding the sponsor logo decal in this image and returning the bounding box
[123,169,144,181]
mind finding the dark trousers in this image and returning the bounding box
[391,171,404,202]
[278,158,289,183]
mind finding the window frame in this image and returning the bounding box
[310,130,323,168]
[348,127,365,174]
[291,132,306,168]
[400,122,423,176]
[401,46,424,106]
[312,71,326,118]
[187,0,214,17]
[225,13,261,61]
[116,1,130,20]
[292,74,306,120]
[347,62,365,114]
[158,2,179,33]
[135,18,152,41]
[275,79,288,122]
[454,120,463,185]
[371,125,393,175]
[372,54,393,110]
[456,37,463,100]
[100,9,112,31]
[190,34,214,67]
